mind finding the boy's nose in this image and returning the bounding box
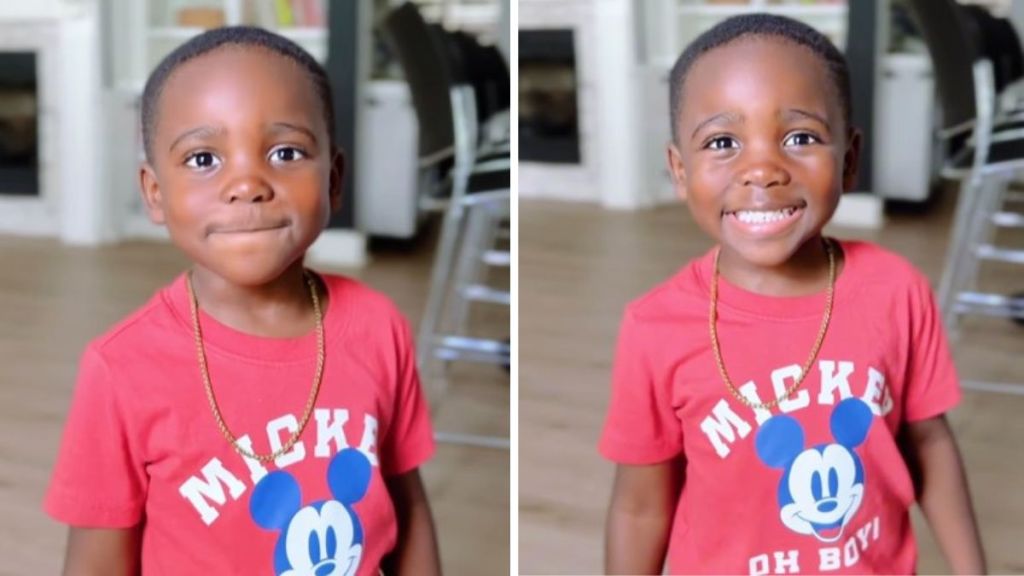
[223,176,274,203]
[738,158,790,189]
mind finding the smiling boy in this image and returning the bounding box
[600,14,985,575]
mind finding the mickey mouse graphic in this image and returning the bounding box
[755,397,874,543]
[250,448,371,576]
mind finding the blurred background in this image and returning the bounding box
[519,0,1024,573]
[0,0,510,573]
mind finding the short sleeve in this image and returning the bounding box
[379,314,436,476]
[903,276,961,422]
[599,308,684,464]
[44,346,148,527]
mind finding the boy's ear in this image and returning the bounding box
[139,163,166,225]
[329,147,346,215]
[842,128,863,192]
[667,143,689,202]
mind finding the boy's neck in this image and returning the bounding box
[717,237,842,298]
[188,261,324,338]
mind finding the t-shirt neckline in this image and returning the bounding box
[163,272,345,363]
[692,239,858,320]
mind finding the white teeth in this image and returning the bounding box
[733,207,798,224]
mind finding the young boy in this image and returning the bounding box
[45,27,441,575]
[600,14,985,575]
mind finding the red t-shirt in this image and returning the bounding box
[599,240,960,575]
[46,273,435,575]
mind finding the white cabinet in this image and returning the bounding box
[357,80,420,238]
[874,53,936,202]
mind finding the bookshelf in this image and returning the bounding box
[643,0,848,69]
[109,0,502,91]
[107,0,327,92]
[410,0,502,43]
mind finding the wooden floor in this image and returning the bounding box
[519,191,1024,575]
[0,227,509,575]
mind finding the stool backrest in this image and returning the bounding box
[448,31,510,122]
[905,0,982,131]
[960,5,1024,94]
[380,2,455,161]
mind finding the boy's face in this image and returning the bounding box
[667,37,860,270]
[140,46,342,287]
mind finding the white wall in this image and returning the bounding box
[498,0,509,60]
[0,0,109,243]
[1008,1,1024,40]
[0,0,83,20]
[59,0,111,244]
[0,1,61,19]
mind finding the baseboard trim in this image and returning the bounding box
[830,192,885,229]
[307,228,368,269]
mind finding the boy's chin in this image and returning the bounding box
[721,238,814,271]
[193,256,308,289]
[734,253,793,272]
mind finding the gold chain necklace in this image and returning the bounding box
[709,238,835,411]
[186,270,325,463]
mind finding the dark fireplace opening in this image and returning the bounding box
[519,29,580,164]
[0,52,39,196]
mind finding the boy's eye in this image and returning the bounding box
[269,146,308,163]
[705,136,738,151]
[184,152,220,169]
[784,132,820,147]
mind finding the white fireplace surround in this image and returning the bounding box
[519,0,660,209]
[0,1,108,243]
[0,26,57,236]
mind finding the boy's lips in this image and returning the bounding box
[207,221,289,235]
[722,203,805,237]
[722,200,806,217]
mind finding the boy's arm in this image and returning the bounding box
[605,458,683,575]
[903,415,986,575]
[382,468,441,576]
[62,525,141,576]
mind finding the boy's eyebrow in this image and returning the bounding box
[689,109,833,142]
[783,108,832,132]
[167,122,318,153]
[169,125,225,153]
[268,122,318,143]
[690,112,742,141]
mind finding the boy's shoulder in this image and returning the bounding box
[87,276,186,359]
[839,239,933,291]
[318,272,410,327]
[623,248,716,323]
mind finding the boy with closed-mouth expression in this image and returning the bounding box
[46,27,441,575]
